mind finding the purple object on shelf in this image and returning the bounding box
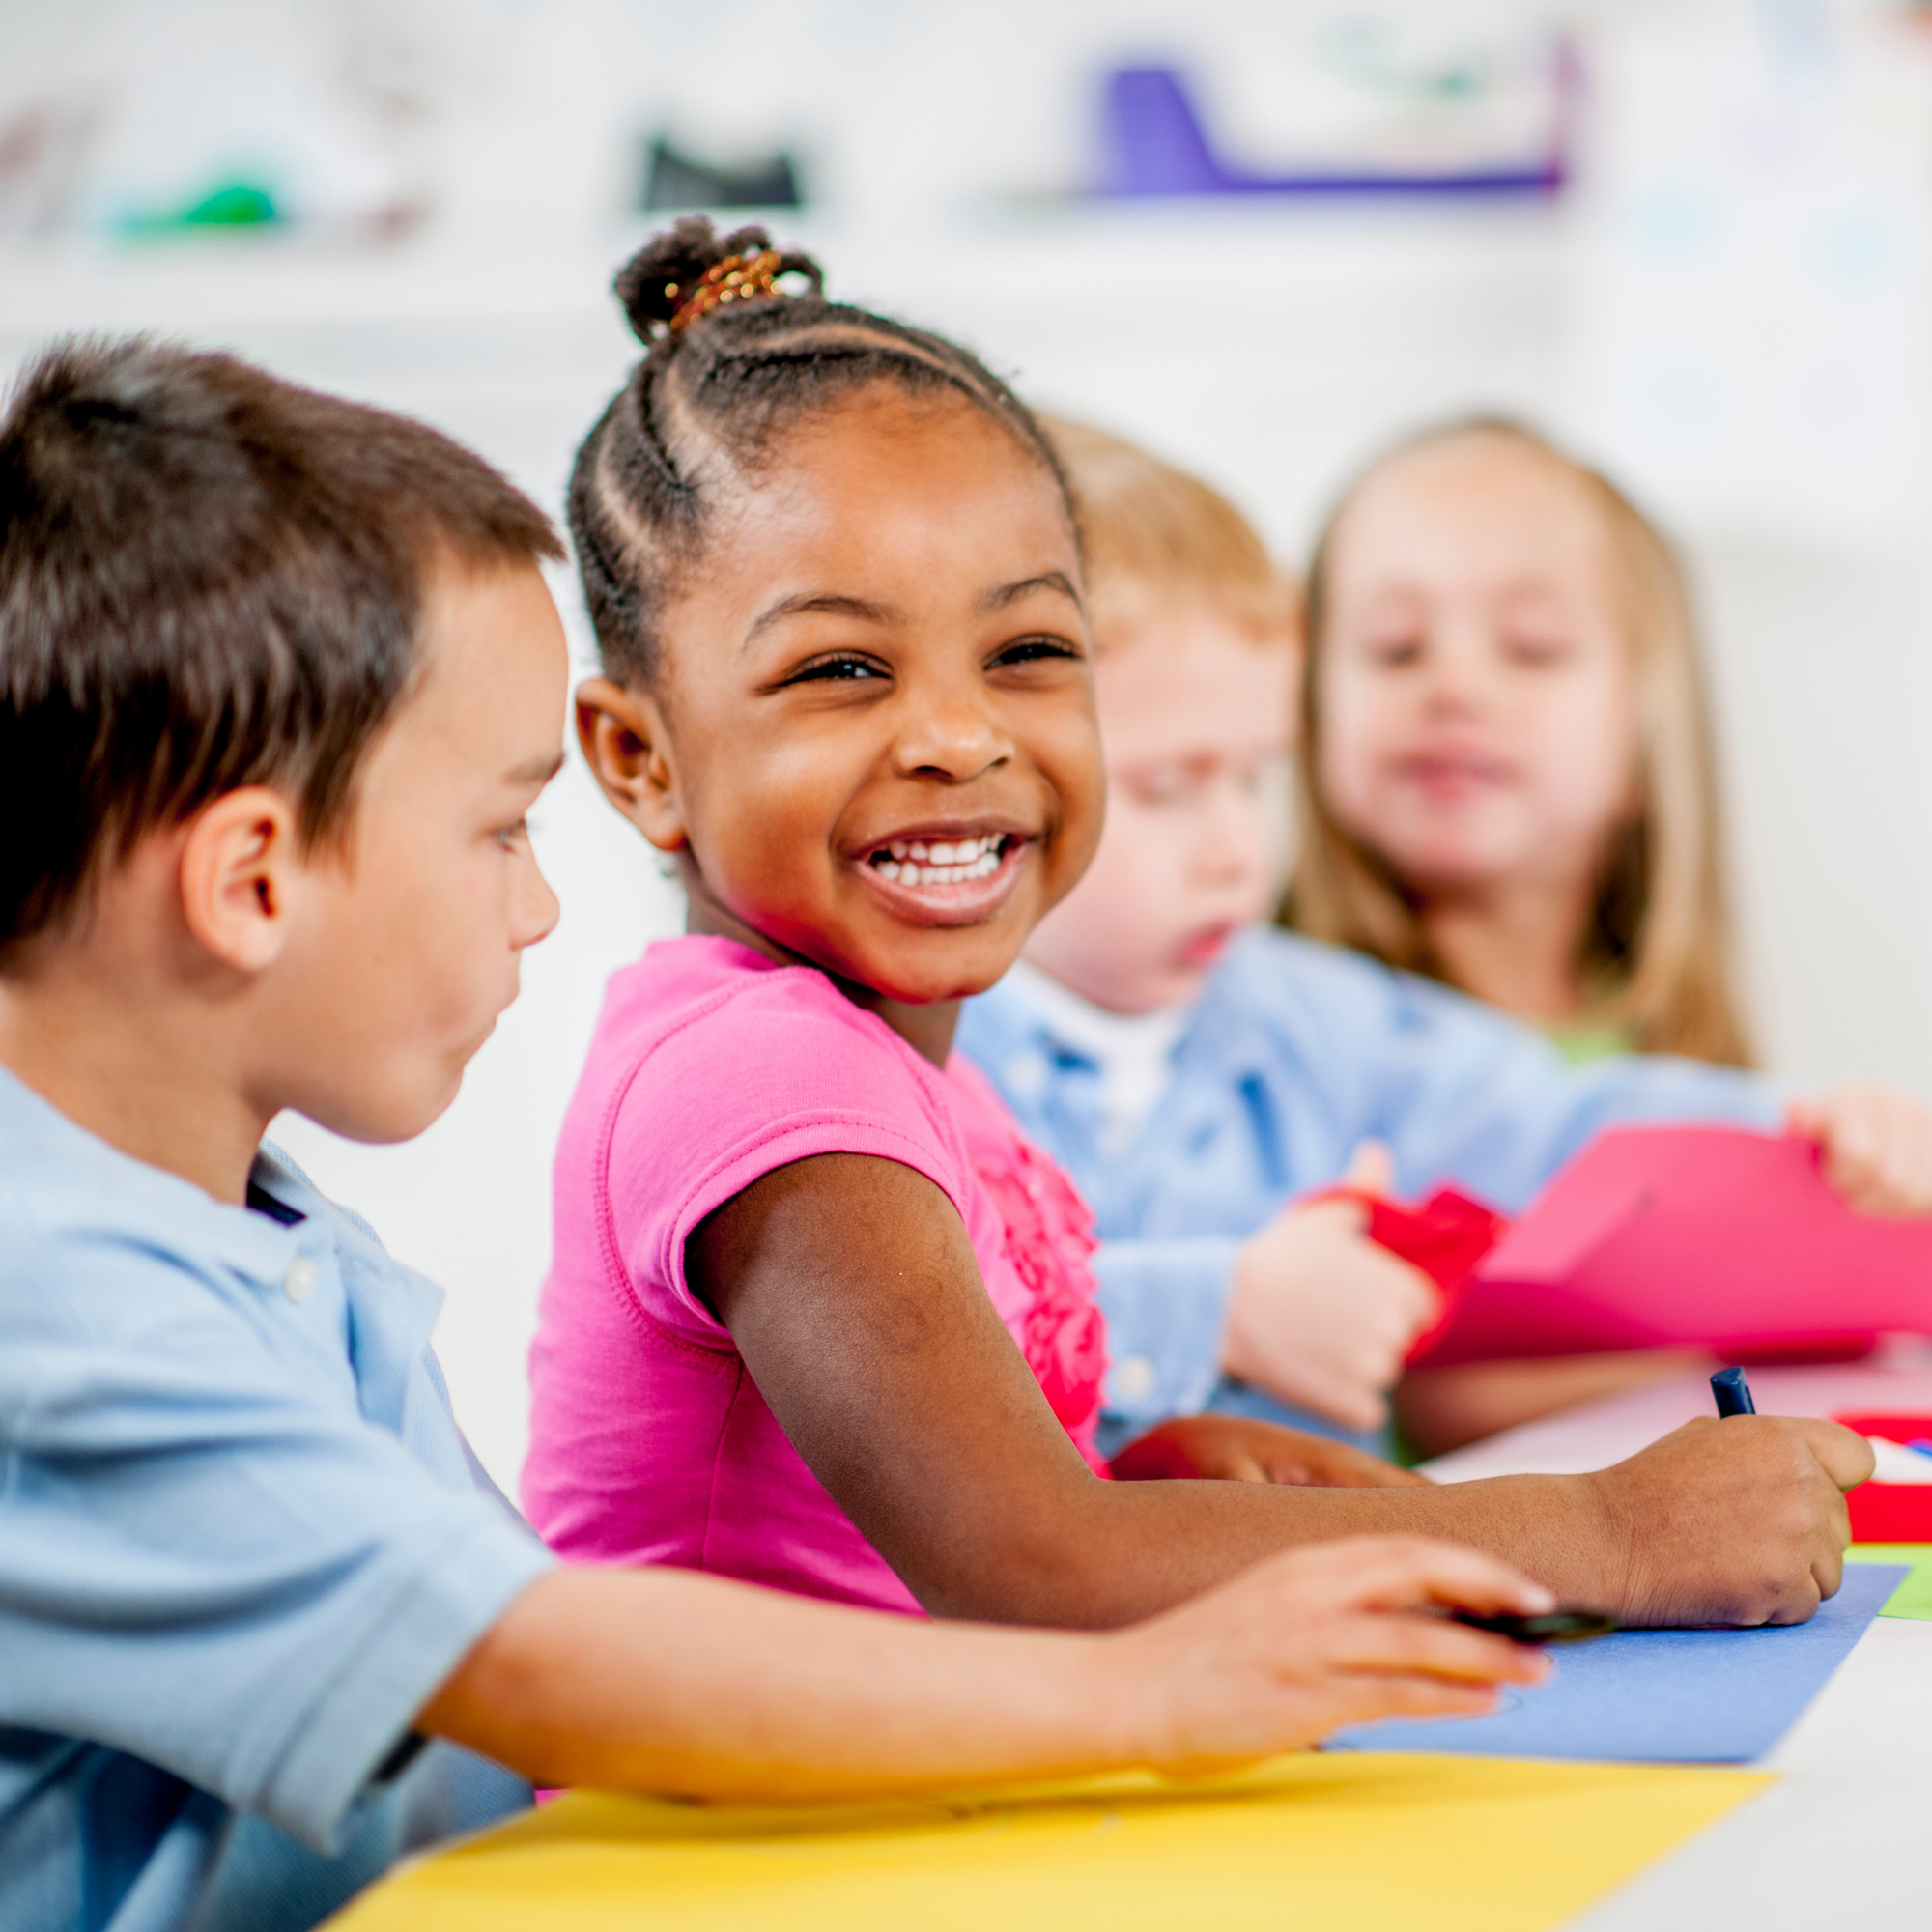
[1095,65,1569,201]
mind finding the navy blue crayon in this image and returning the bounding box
[1711,1365,1756,1417]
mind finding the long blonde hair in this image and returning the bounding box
[1285,419,1754,1067]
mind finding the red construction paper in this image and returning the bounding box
[1833,1412,1932,1540]
[1309,1183,1510,1361]
[1407,1125,1932,1368]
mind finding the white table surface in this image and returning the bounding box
[1419,1357,1932,1929]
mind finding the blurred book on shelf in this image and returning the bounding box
[1092,15,1572,202]
[639,135,802,213]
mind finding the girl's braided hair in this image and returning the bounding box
[570,216,1076,688]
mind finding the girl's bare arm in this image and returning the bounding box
[691,1153,1869,1631]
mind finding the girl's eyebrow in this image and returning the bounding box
[744,592,895,644]
[742,571,1083,646]
[979,571,1082,614]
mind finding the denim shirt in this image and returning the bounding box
[958,928,1778,1453]
[0,1066,554,1932]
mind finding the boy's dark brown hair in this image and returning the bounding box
[0,337,563,962]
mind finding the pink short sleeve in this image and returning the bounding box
[598,966,975,1348]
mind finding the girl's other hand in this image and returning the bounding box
[1220,1141,1438,1432]
[1114,1536,1552,1771]
[1788,1086,1932,1217]
[1110,1414,1431,1488]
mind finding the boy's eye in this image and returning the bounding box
[988,636,1082,670]
[496,818,530,849]
[1236,753,1289,797]
[783,652,889,686]
[1122,762,1206,807]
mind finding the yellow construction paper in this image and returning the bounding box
[329,1752,1771,1932]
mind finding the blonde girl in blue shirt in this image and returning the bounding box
[1290,417,1739,1064]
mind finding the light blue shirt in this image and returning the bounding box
[958,928,1779,1454]
[0,1066,555,1932]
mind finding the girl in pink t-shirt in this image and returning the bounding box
[521,219,1768,1637]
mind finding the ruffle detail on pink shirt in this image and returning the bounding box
[953,1077,1111,1476]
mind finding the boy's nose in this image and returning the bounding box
[514,853,563,951]
[1194,779,1274,888]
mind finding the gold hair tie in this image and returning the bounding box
[665,249,785,335]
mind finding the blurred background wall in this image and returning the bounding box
[6,0,1932,1488]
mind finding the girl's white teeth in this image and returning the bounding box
[871,835,1007,888]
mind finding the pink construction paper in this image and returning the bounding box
[1409,1125,1932,1367]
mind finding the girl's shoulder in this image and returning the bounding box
[602,931,858,1033]
[581,933,974,1201]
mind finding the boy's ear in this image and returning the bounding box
[177,787,304,973]
[576,678,688,852]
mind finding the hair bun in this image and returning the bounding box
[612,216,823,345]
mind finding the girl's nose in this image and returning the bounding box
[892,680,1013,782]
[1418,625,1492,718]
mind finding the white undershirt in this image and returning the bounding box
[1002,961,1193,1158]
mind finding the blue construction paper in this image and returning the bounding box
[1329,1563,1904,1764]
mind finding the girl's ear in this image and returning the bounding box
[576,678,689,851]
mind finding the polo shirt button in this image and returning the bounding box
[283,1257,318,1304]
[1110,1355,1155,1402]
[1004,1051,1050,1099]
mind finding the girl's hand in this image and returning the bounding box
[1220,1142,1438,1433]
[1110,1414,1431,1488]
[1114,1536,1552,1771]
[1788,1086,1932,1217]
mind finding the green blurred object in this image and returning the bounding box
[1847,1544,1932,1620]
[120,178,280,237]
[1548,1023,1632,1066]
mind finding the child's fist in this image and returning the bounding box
[1788,1085,1932,1217]
[1221,1142,1437,1432]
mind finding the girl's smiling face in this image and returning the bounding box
[580,387,1103,1013]
[1315,434,1637,900]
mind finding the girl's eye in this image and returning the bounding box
[1365,635,1424,668]
[1503,634,1573,668]
[989,636,1081,669]
[496,818,530,850]
[785,653,888,685]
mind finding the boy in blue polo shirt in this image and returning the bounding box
[0,340,1577,1932]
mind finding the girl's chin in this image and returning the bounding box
[843,928,1032,1009]
[1371,828,1532,888]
